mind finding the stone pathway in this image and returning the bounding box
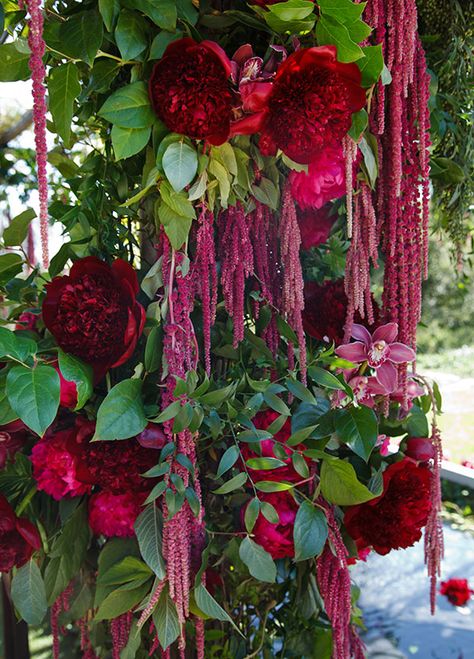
[354,524,474,659]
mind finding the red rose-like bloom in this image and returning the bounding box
[405,437,435,462]
[291,146,346,210]
[344,459,432,555]
[297,205,335,250]
[31,424,93,500]
[149,38,233,145]
[43,257,145,378]
[259,46,366,163]
[241,410,306,483]
[0,495,41,571]
[0,420,28,469]
[303,279,378,345]
[15,311,39,331]
[244,492,298,559]
[50,362,78,409]
[440,579,473,607]
[88,491,144,538]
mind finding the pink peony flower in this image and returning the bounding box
[88,491,144,538]
[243,491,298,559]
[290,146,346,209]
[336,323,416,393]
[332,368,388,408]
[297,205,335,250]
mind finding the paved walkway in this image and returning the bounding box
[354,524,474,659]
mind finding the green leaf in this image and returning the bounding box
[0,389,18,425]
[122,0,177,30]
[320,459,377,505]
[293,502,328,562]
[359,134,378,187]
[99,82,155,128]
[98,0,120,31]
[157,200,193,250]
[261,501,279,524]
[98,556,152,586]
[162,142,198,193]
[11,561,47,626]
[309,366,347,391]
[135,504,166,579]
[115,10,148,61]
[152,590,180,649]
[88,59,120,93]
[48,63,81,144]
[208,158,231,208]
[255,481,293,492]
[95,582,150,621]
[348,109,368,142]
[144,325,163,373]
[237,428,273,443]
[94,379,147,440]
[144,481,167,504]
[6,365,59,436]
[264,0,316,33]
[0,43,30,82]
[244,497,260,533]
[263,391,290,416]
[285,379,316,403]
[335,406,378,461]
[194,585,243,635]
[359,45,384,87]
[57,349,93,411]
[150,30,183,59]
[246,457,287,470]
[316,14,364,62]
[217,446,240,478]
[59,11,104,66]
[317,0,366,22]
[239,536,276,583]
[112,125,151,160]
[152,400,181,423]
[213,472,247,494]
[407,405,429,438]
[292,452,310,478]
[3,209,36,247]
[0,253,23,283]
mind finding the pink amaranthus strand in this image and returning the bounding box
[50,582,74,659]
[424,421,444,614]
[316,504,364,659]
[110,612,133,659]
[21,0,49,268]
[160,233,205,650]
[192,206,218,374]
[279,183,307,382]
[218,203,254,347]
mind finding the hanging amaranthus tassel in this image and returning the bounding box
[279,183,307,382]
[193,206,217,374]
[424,421,444,614]
[219,203,254,347]
[21,0,49,268]
[78,615,99,659]
[50,582,74,659]
[316,504,364,659]
[110,612,133,659]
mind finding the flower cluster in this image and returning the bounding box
[440,579,473,607]
[0,495,41,572]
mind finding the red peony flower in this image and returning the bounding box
[297,205,335,250]
[88,490,145,538]
[291,147,346,210]
[43,257,145,379]
[0,420,28,469]
[0,494,41,571]
[258,46,366,163]
[149,38,233,145]
[344,459,432,555]
[50,361,78,409]
[15,311,39,331]
[405,437,435,462]
[244,492,298,559]
[440,579,473,607]
[241,410,306,483]
[31,422,93,500]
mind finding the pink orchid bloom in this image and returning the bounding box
[336,323,415,393]
[332,368,388,408]
[375,434,391,456]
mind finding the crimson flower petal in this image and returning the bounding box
[375,361,398,393]
[388,342,416,364]
[336,341,368,363]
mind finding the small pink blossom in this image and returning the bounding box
[336,323,415,393]
[333,368,387,408]
[376,434,390,456]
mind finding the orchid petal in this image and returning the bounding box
[335,342,368,363]
[375,361,398,393]
[388,343,416,363]
[351,324,372,346]
[372,322,398,344]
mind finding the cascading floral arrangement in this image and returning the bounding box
[0,0,444,657]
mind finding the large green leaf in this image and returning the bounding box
[194,584,242,635]
[122,0,177,30]
[94,378,147,440]
[316,14,364,62]
[335,406,378,461]
[212,472,247,494]
[6,365,60,436]
[112,125,151,160]
[98,0,120,31]
[0,253,23,283]
[162,142,198,193]
[157,200,193,250]
[152,589,181,650]
[99,82,156,128]
[58,11,104,66]
[358,45,384,87]
[115,9,148,61]
[135,504,166,579]
[95,582,150,621]
[293,502,328,561]
[320,459,377,505]
[11,561,47,626]
[239,536,276,583]
[48,63,81,144]
[57,349,93,411]
[0,43,30,82]
[150,30,183,60]
[2,209,36,247]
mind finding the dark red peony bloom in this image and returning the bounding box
[258,46,366,163]
[149,38,233,145]
[31,421,93,500]
[241,410,307,483]
[243,492,298,559]
[440,579,473,607]
[303,279,378,345]
[344,459,432,555]
[88,490,145,538]
[297,205,335,250]
[43,257,145,378]
[0,420,28,469]
[0,494,41,571]
[405,437,435,462]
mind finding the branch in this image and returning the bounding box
[0,111,34,147]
